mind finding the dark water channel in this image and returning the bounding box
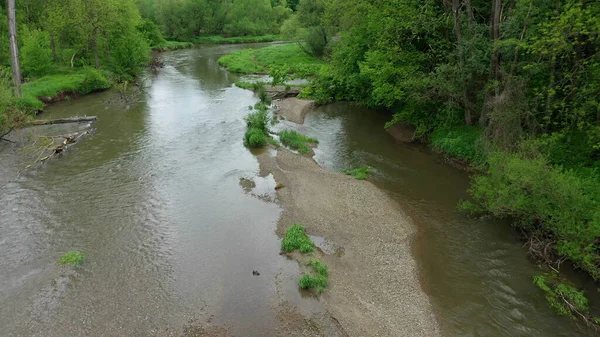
[0,44,593,336]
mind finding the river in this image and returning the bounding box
[0,43,593,336]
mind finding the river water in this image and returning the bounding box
[0,44,592,336]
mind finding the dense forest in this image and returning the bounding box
[0,0,599,322]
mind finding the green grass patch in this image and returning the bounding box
[193,35,282,44]
[308,259,328,277]
[20,68,111,109]
[235,81,255,90]
[279,130,318,154]
[152,41,193,51]
[343,167,374,180]
[299,274,328,294]
[59,251,85,266]
[281,224,315,253]
[430,126,486,164]
[218,44,323,74]
[267,137,281,147]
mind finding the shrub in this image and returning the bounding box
[281,224,314,253]
[462,152,600,279]
[244,127,268,148]
[299,274,328,293]
[533,273,590,319]
[79,68,111,94]
[21,29,53,78]
[111,30,150,77]
[279,130,318,154]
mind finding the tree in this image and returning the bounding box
[7,0,21,97]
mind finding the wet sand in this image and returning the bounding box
[259,149,441,336]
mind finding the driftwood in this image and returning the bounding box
[0,127,15,143]
[27,116,97,126]
[22,129,92,172]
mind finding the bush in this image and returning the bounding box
[21,29,53,78]
[111,30,150,77]
[244,127,268,148]
[533,273,590,319]
[462,152,600,279]
[279,130,318,154]
[80,68,111,94]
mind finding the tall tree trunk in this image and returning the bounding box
[7,0,21,97]
[452,0,462,42]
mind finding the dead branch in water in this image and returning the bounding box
[21,129,92,172]
[27,116,97,126]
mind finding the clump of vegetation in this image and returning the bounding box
[533,273,599,326]
[59,251,85,266]
[461,152,600,280]
[235,81,254,90]
[244,105,270,148]
[281,224,315,253]
[299,274,328,294]
[343,167,374,180]
[299,260,329,293]
[279,130,318,154]
[193,35,282,44]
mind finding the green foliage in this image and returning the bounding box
[298,274,328,293]
[59,251,85,266]
[20,68,111,109]
[279,130,318,154]
[152,41,193,51]
[308,259,328,277]
[243,103,274,148]
[463,152,600,279]
[21,29,54,78]
[110,30,150,77]
[218,44,324,74]
[430,126,486,164]
[235,81,254,90]
[343,167,374,180]
[533,273,590,319]
[193,35,282,44]
[281,223,315,253]
[138,18,166,47]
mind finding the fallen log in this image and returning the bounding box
[27,116,97,126]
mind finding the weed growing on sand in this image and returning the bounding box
[279,130,318,154]
[343,166,374,180]
[299,274,328,294]
[59,251,85,266]
[309,259,328,277]
[282,224,314,253]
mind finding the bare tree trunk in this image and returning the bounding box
[7,0,21,97]
[452,0,462,41]
[491,0,502,82]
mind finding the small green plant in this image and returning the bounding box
[343,167,374,180]
[309,259,328,277]
[268,137,281,147]
[282,224,314,253]
[59,251,85,266]
[299,274,328,294]
[279,130,318,154]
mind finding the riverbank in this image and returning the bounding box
[257,148,441,336]
[0,68,111,135]
[193,35,282,44]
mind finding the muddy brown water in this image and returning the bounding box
[0,43,594,336]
